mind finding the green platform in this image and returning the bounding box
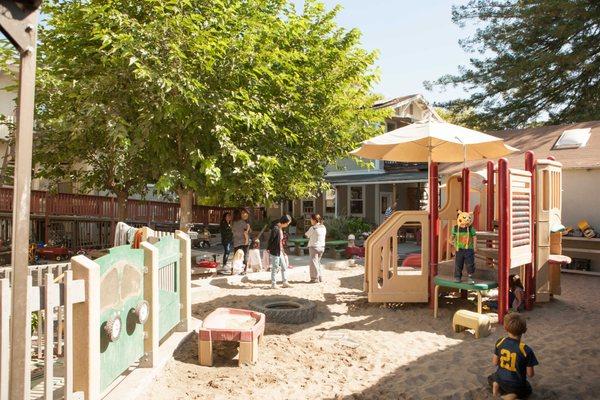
[434,276,498,291]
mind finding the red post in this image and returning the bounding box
[498,158,510,323]
[486,162,494,231]
[524,151,536,310]
[429,162,439,308]
[461,167,470,212]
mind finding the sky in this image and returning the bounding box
[293,0,475,104]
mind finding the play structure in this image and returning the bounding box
[364,151,567,323]
[0,227,192,399]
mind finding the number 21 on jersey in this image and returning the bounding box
[499,349,517,372]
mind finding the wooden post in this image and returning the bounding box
[524,151,536,310]
[109,197,115,246]
[140,242,158,368]
[6,5,40,397]
[175,231,191,332]
[486,161,495,231]
[63,270,74,400]
[44,192,50,244]
[44,273,54,400]
[0,278,10,400]
[71,255,100,400]
[392,183,397,206]
[498,159,509,324]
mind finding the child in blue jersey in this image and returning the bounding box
[488,313,539,399]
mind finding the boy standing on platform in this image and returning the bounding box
[451,210,477,283]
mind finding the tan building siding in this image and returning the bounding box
[365,185,376,224]
[337,186,348,216]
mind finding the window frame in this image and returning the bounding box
[323,189,336,217]
[301,198,315,217]
[348,185,366,217]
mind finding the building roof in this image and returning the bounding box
[326,171,428,185]
[373,94,443,122]
[440,121,600,175]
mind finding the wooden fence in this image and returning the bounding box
[0,188,265,253]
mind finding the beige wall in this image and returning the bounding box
[0,72,16,118]
[562,169,600,229]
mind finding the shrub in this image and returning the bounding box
[325,216,372,240]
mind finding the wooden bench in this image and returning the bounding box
[433,276,498,318]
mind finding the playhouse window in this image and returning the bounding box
[552,128,591,150]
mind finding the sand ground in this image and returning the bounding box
[143,256,600,400]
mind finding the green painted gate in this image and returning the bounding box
[97,245,145,391]
[155,236,181,339]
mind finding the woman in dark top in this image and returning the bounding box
[220,212,233,268]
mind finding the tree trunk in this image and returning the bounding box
[179,189,193,230]
[116,191,128,222]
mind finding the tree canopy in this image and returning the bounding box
[32,0,384,224]
[428,0,600,130]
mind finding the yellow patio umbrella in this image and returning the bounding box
[351,119,518,209]
[351,120,518,163]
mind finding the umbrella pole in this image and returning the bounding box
[428,155,439,308]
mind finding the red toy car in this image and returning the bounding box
[36,246,73,262]
[193,255,219,275]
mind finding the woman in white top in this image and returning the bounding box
[305,214,327,283]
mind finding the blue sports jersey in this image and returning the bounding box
[494,337,539,389]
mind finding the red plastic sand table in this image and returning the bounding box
[198,307,265,366]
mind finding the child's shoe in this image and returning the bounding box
[467,275,475,284]
[270,283,276,289]
[282,282,293,288]
[454,276,462,283]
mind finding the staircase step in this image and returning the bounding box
[476,231,498,240]
[476,247,499,259]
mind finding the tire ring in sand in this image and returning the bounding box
[249,296,316,324]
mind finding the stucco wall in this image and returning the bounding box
[0,73,16,117]
[562,169,600,229]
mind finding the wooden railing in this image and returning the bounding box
[364,210,430,303]
[0,187,264,224]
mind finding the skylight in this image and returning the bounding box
[552,128,591,150]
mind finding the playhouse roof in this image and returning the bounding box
[440,121,600,174]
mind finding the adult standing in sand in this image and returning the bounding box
[305,214,326,283]
[232,208,251,274]
[268,215,293,288]
[220,212,233,268]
